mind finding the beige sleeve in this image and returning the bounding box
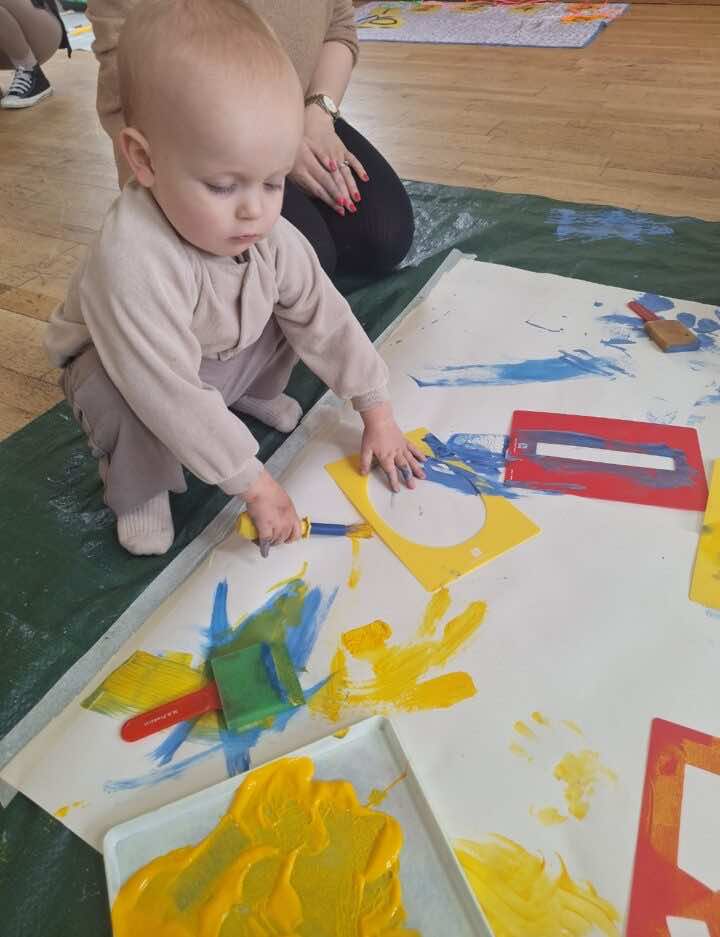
[80,217,263,496]
[272,220,388,407]
[326,0,359,64]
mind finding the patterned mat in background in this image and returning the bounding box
[355,1,629,48]
[60,11,94,51]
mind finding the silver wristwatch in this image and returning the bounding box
[305,93,340,122]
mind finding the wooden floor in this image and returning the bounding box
[1,4,719,440]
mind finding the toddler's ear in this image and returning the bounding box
[118,127,155,188]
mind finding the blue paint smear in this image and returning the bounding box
[593,302,604,308]
[637,292,675,314]
[509,430,696,493]
[548,208,673,244]
[696,384,720,406]
[411,349,631,388]
[676,312,696,328]
[598,314,644,332]
[105,578,337,792]
[422,432,523,500]
[697,318,720,334]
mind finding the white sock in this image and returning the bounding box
[232,393,302,434]
[117,491,174,556]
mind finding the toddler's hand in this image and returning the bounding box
[359,403,426,493]
[244,470,303,557]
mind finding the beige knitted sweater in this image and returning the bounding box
[45,184,388,496]
[86,0,359,141]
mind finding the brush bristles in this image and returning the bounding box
[347,523,373,539]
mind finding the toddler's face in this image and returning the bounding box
[145,81,303,256]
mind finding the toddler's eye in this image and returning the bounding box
[264,182,284,192]
[206,182,237,195]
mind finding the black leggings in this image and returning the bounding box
[281,119,414,278]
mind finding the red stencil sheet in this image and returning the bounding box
[504,411,708,511]
[627,718,720,937]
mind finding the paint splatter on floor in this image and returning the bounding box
[310,591,485,721]
[84,574,337,791]
[455,836,621,937]
[348,537,363,588]
[548,206,673,244]
[411,349,631,389]
[112,757,419,937]
[510,714,616,823]
[366,771,407,808]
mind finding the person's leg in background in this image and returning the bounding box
[281,181,338,278]
[0,0,61,109]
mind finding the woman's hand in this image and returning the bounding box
[359,402,426,493]
[244,470,303,557]
[289,106,368,216]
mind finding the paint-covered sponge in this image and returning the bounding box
[210,641,304,731]
[644,319,700,353]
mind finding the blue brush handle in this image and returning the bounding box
[308,522,349,537]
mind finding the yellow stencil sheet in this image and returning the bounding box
[326,428,540,592]
[690,459,720,610]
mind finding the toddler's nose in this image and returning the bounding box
[236,188,263,221]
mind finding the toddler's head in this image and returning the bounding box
[118,0,303,256]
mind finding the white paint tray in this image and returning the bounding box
[103,716,491,935]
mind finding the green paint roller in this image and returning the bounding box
[121,641,305,742]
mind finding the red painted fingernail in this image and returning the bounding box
[328,159,337,172]
[348,203,357,214]
[335,206,345,216]
[353,192,361,202]
[336,198,344,206]
[361,173,369,182]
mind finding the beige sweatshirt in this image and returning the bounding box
[45,184,388,495]
[87,0,359,142]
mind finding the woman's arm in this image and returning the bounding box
[305,40,354,107]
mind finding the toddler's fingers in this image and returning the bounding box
[359,446,373,476]
[407,452,426,480]
[381,457,401,493]
[408,443,427,463]
[259,538,271,559]
[397,461,416,490]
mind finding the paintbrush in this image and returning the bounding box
[121,641,304,742]
[236,512,373,542]
[627,300,699,353]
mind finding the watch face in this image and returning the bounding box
[321,94,338,116]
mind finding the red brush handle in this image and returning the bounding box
[121,682,222,742]
[627,300,660,322]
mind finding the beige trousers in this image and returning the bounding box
[0,0,61,70]
[63,320,297,514]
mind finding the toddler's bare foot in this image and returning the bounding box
[117,491,174,556]
[232,393,302,434]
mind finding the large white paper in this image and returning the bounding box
[4,260,720,929]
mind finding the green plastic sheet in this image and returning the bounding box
[1,182,717,935]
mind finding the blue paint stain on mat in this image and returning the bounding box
[422,431,519,499]
[549,208,673,244]
[411,349,631,388]
[637,292,675,313]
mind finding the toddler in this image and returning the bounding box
[45,0,424,556]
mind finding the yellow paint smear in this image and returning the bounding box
[348,537,362,589]
[455,836,620,937]
[513,720,536,741]
[531,711,550,727]
[54,800,86,818]
[112,757,419,937]
[334,727,349,739]
[311,595,485,720]
[366,771,408,809]
[509,743,533,762]
[268,561,309,594]
[562,720,584,737]
[690,459,720,610]
[532,806,567,827]
[553,750,617,821]
[418,587,451,637]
